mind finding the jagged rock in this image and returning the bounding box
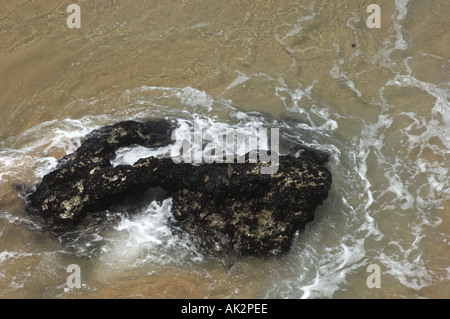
[26,119,332,256]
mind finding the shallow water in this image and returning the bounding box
[0,0,449,298]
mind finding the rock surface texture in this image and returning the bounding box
[26,119,332,256]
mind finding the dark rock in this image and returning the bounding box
[26,119,174,227]
[26,119,332,256]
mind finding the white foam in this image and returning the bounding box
[385,170,415,210]
[176,87,215,110]
[356,114,393,212]
[274,10,319,55]
[393,0,410,50]
[0,250,34,267]
[223,71,250,92]
[330,59,364,100]
[379,248,433,290]
[158,116,269,164]
[266,231,369,299]
[111,145,173,167]
[0,211,42,230]
[0,116,110,189]
[139,85,215,111]
[387,73,450,150]
[361,70,448,288]
[99,198,203,271]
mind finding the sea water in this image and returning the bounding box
[0,0,448,298]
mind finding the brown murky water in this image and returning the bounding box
[0,0,449,298]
